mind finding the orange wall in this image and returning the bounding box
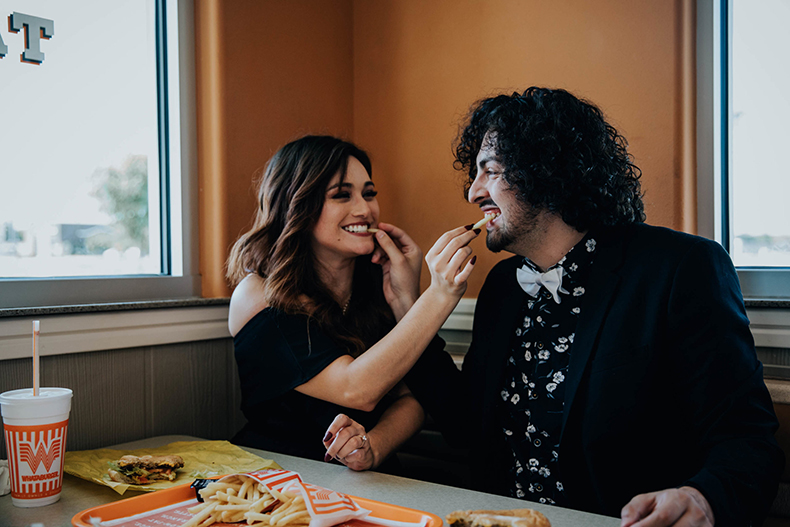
[196,0,354,297]
[197,0,695,298]
[353,0,696,296]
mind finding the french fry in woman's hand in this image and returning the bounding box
[472,211,500,230]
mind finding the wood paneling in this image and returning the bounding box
[0,339,246,458]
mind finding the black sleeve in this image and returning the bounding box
[667,239,783,527]
[233,310,348,407]
[404,334,470,447]
[404,263,511,448]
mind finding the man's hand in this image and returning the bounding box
[621,487,714,527]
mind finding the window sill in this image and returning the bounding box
[766,379,790,405]
[443,299,790,349]
[0,297,228,318]
[745,299,790,309]
[0,298,230,360]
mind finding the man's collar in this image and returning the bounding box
[521,230,597,274]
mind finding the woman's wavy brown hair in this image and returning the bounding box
[226,135,394,355]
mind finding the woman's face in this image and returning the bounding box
[311,156,380,264]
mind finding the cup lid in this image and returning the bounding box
[0,387,73,405]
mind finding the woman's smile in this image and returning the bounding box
[342,222,375,235]
[312,156,380,261]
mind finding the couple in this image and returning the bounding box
[226,87,782,527]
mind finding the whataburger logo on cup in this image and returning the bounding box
[4,419,68,499]
[0,386,73,508]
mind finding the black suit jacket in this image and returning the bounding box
[406,223,782,526]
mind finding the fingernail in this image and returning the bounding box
[464,224,473,231]
[473,228,481,235]
[323,431,333,442]
[470,256,477,265]
[324,453,332,462]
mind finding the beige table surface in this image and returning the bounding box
[0,435,619,527]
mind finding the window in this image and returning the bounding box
[0,0,198,308]
[729,0,790,269]
[697,0,790,299]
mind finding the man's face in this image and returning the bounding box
[467,136,540,254]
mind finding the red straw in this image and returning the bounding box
[32,320,40,396]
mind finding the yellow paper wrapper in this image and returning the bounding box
[64,440,281,495]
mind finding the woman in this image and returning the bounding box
[226,136,478,472]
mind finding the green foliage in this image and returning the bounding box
[92,155,150,254]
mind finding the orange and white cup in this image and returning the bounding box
[0,387,72,508]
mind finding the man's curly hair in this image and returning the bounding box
[455,87,645,232]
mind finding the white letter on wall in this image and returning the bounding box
[9,12,54,64]
[0,19,8,58]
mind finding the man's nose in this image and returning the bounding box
[468,173,486,204]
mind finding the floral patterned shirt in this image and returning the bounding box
[498,234,597,505]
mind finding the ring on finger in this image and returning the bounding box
[361,434,368,445]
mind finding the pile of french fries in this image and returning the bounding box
[183,475,309,527]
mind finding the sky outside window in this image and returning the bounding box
[730,0,790,267]
[0,0,162,278]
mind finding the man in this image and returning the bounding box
[405,87,782,527]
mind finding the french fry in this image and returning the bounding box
[200,481,241,500]
[270,495,303,524]
[269,487,291,503]
[216,504,253,511]
[240,478,253,499]
[183,475,307,527]
[245,511,273,523]
[472,213,499,230]
[251,497,279,514]
[276,510,309,526]
[181,501,218,527]
[188,501,211,515]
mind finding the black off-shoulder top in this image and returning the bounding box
[231,307,397,466]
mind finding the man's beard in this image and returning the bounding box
[486,205,540,253]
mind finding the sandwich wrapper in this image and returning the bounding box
[63,440,281,495]
[93,469,429,527]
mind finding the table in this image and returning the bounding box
[0,435,619,527]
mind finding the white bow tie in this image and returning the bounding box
[516,265,568,304]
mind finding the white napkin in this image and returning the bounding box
[0,459,9,496]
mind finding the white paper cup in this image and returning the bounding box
[0,387,72,507]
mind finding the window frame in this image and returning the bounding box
[0,0,199,309]
[696,0,790,300]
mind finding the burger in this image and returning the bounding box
[107,454,185,484]
[447,509,551,527]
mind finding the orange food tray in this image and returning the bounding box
[71,480,443,527]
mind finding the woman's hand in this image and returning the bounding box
[424,225,479,300]
[322,414,375,471]
[371,222,423,320]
